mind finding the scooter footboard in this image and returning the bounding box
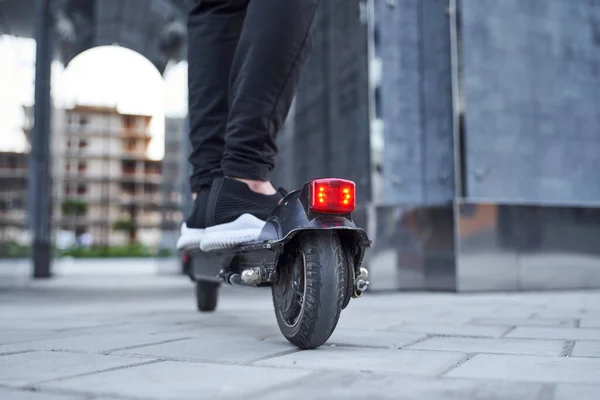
[187,249,235,283]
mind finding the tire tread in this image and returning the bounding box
[196,280,219,312]
[273,231,347,349]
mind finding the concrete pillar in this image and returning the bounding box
[29,0,53,278]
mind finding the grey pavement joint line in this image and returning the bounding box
[398,334,431,349]
[0,383,28,391]
[22,348,108,356]
[560,341,576,357]
[102,336,193,354]
[436,352,478,377]
[322,342,389,350]
[18,385,155,400]
[398,345,552,357]
[245,348,302,365]
[105,349,385,374]
[534,384,556,400]
[113,351,303,368]
[112,351,246,365]
[500,326,516,337]
[22,359,164,388]
[55,321,127,333]
[400,334,568,343]
[0,349,36,357]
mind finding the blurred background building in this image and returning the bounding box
[1,0,599,291]
[1,104,182,249]
[57,105,163,247]
[0,151,28,243]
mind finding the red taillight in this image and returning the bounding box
[182,251,190,263]
[309,178,356,214]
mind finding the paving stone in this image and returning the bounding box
[572,341,600,358]
[0,331,194,354]
[386,323,511,338]
[532,311,599,320]
[177,321,282,339]
[255,347,465,375]
[334,309,412,330]
[253,372,547,400]
[446,354,600,384]
[470,317,577,327]
[554,384,600,400]
[1,317,127,332]
[43,360,312,400]
[506,327,600,341]
[0,387,85,400]
[113,335,294,364]
[341,309,476,325]
[324,329,426,349]
[88,398,131,400]
[0,351,151,386]
[407,337,564,356]
[0,330,64,346]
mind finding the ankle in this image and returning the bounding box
[229,177,276,195]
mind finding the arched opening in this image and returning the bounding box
[163,60,188,119]
[0,35,189,265]
[0,35,36,154]
[61,45,166,160]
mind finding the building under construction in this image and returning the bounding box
[1,105,182,248]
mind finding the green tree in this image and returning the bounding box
[112,219,137,244]
[61,199,87,216]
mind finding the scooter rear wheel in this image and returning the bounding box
[195,280,220,312]
[272,231,348,349]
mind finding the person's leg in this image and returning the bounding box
[201,0,320,251]
[177,0,248,249]
[224,0,319,186]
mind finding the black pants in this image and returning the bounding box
[187,0,319,193]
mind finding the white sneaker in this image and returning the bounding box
[200,214,266,252]
[176,222,205,250]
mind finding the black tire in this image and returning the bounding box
[341,244,356,310]
[195,280,220,312]
[272,231,348,349]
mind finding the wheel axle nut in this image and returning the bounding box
[357,267,369,281]
[241,267,262,285]
[356,279,369,292]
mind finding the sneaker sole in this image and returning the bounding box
[200,214,266,252]
[176,223,206,250]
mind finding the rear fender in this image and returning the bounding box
[258,187,370,249]
[259,185,370,282]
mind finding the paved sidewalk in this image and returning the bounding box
[1,273,599,399]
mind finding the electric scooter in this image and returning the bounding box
[184,178,371,350]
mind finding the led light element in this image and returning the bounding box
[309,178,356,214]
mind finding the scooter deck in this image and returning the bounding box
[185,240,283,284]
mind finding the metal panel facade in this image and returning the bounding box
[461,0,600,204]
[326,0,371,205]
[378,0,455,206]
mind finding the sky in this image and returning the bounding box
[0,35,188,160]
